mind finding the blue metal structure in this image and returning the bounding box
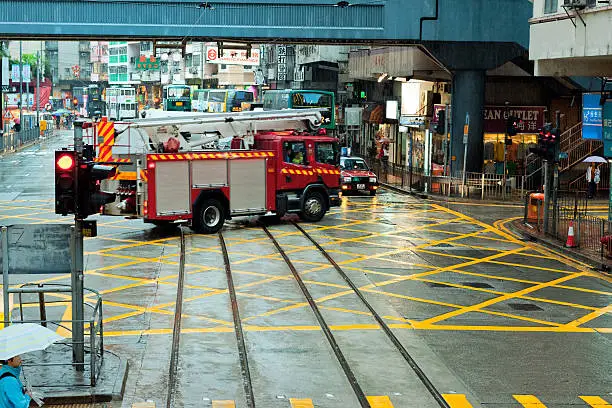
[0,0,531,47]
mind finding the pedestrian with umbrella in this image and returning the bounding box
[0,323,63,407]
[584,156,605,198]
[0,354,32,407]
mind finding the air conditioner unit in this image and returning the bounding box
[564,0,587,9]
[189,67,199,74]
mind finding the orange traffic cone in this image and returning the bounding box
[566,220,576,248]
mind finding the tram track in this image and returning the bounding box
[167,221,452,408]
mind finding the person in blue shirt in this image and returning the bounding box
[0,355,32,408]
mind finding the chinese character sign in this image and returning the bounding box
[134,55,159,71]
[482,106,545,134]
[205,46,260,66]
[583,93,603,140]
[276,45,287,81]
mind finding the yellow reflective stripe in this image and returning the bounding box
[442,394,473,408]
[212,401,235,408]
[289,398,314,408]
[366,396,394,407]
[580,396,612,407]
[514,395,547,407]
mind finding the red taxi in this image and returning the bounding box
[340,156,378,196]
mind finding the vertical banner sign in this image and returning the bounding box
[1,58,8,86]
[603,101,612,158]
[276,45,287,81]
[10,64,31,83]
[582,93,603,140]
[463,113,470,144]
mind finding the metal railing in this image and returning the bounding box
[0,127,54,154]
[8,283,104,387]
[366,157,529,201]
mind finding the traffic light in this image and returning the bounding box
[531,123,561,161]
[77,163,116,219]
[506,116,522,136]
[55,150,77,215]
[435,109,446,135]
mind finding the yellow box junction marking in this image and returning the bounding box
[580,396,612,407]
[289,398,314,408]
[514,394,547,407]
[366,395,395,407]
[442,393,474,407]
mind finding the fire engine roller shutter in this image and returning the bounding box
[229,159,266,214]
[192,160,228,187]
[155,161,191,215]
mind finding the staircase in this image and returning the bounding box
[524,122,602,192]
[558,122,602,172]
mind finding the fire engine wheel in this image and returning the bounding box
[194,199,225,234]
[299,192,326,222]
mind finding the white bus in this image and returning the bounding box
[106,87,138,120]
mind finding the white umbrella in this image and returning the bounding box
[0,323,63,360]
[583,156,607,163]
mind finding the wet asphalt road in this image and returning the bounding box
[0,131,610,408]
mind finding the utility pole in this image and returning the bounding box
[1,41,4,131]
[200,42,204,89]
[443,104,449,176]
[19,41,22,127]
[36,51,40,126]
[72,121,85,370]
[543,159,551,233]
[461,112,470,197]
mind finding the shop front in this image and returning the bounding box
[482,106,544,176]
[360,103,402,165]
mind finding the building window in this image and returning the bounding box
[140,41,152,52]
[544,0,558,14]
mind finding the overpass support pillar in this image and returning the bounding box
[450,70,485,174]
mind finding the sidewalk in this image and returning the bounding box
[509,219,612,274]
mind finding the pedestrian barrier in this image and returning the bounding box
[8,283,104,387]
[0,127,55,155]
[364,156,529,201]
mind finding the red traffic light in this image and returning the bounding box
[56,154,75,171]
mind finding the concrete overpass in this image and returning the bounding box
[1,0,534,171]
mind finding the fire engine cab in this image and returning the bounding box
[84,109,341,233]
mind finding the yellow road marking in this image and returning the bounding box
[212,401,235,408]
[442,394,474,407]
[419,271,586,326]
[289,398,314,408]
[564,304,612,328]
[56,304,72,338]
[101,322,603,336]
[580,396,612,407]
[366,395,394,407]
[514,394,547,407]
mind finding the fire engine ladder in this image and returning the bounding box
[116,109,326,151]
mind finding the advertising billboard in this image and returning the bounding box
[206,46,260,66]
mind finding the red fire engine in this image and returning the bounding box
[85,109,341,233]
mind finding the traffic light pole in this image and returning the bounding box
[72,121,85,371]
[543,160,551,234]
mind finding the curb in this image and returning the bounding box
[508,219,612,277]
[41,356,129,404]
